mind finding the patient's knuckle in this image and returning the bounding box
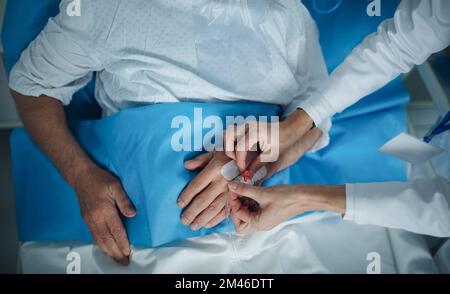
[207,203,218,213]
[196,195,211,209]
[189,181,202,193]
[191,183,201,192]
[109,180,123,193]
[91,206,109,221]
[97,186,110,198]
[111,226,125,239]
[103,233,116,245]
[189,206,202,218]
[117,195,130,207]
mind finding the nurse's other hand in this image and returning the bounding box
[178,152,230,230]
[74,165,136,266]
[228,183,346,234]
[228,183,309,234]
[257,127,323,183]
[223,109,315,173]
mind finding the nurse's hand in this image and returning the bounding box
[75,165,136,265]
[228,183,346,234]
[256,127,323,183]
[177,152,231,230]
[223,109,315,173]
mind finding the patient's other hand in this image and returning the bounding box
[74,165,136,265]
[178,152,231,230]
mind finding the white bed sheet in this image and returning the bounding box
[18,212,439,274]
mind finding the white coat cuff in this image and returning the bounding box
[284,100,332,152]
[298,95,336,128]
[343,184,357,221]
[310,118,331,152]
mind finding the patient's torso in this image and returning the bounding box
[78,0,321,115]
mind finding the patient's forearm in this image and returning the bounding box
[11,91,96,188]
[12,91,136,265]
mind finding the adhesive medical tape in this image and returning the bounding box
[221,161,267,183]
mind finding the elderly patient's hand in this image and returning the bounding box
[74,165,136,265]
[177,152,231,231]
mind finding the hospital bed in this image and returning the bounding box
[18,214,439,274]
[2,0,446,273]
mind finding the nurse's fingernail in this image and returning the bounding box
[191,224,200,231]
[177,200,185,208]
[228,182,238,190]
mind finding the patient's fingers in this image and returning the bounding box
[88,218,129,265]
[184,153,213,170]
[178,164,217,209]
[106,212,131,257]
[181,181,226,228]
[101,229,129,266]
[191,192,227,229]
[112,182,136,218]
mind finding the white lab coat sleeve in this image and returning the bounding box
[283,1,331,151]
[301,0,450,127]
[9,0,104,105]
[344,178,450,237]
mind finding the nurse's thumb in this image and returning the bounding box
[228,182,265,204]
[113,184,137,218]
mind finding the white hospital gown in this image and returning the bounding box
[9,0,331,148]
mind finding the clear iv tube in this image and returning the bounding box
[312,0,343,15]
[221,161,267,273]
[225,192,246,272]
